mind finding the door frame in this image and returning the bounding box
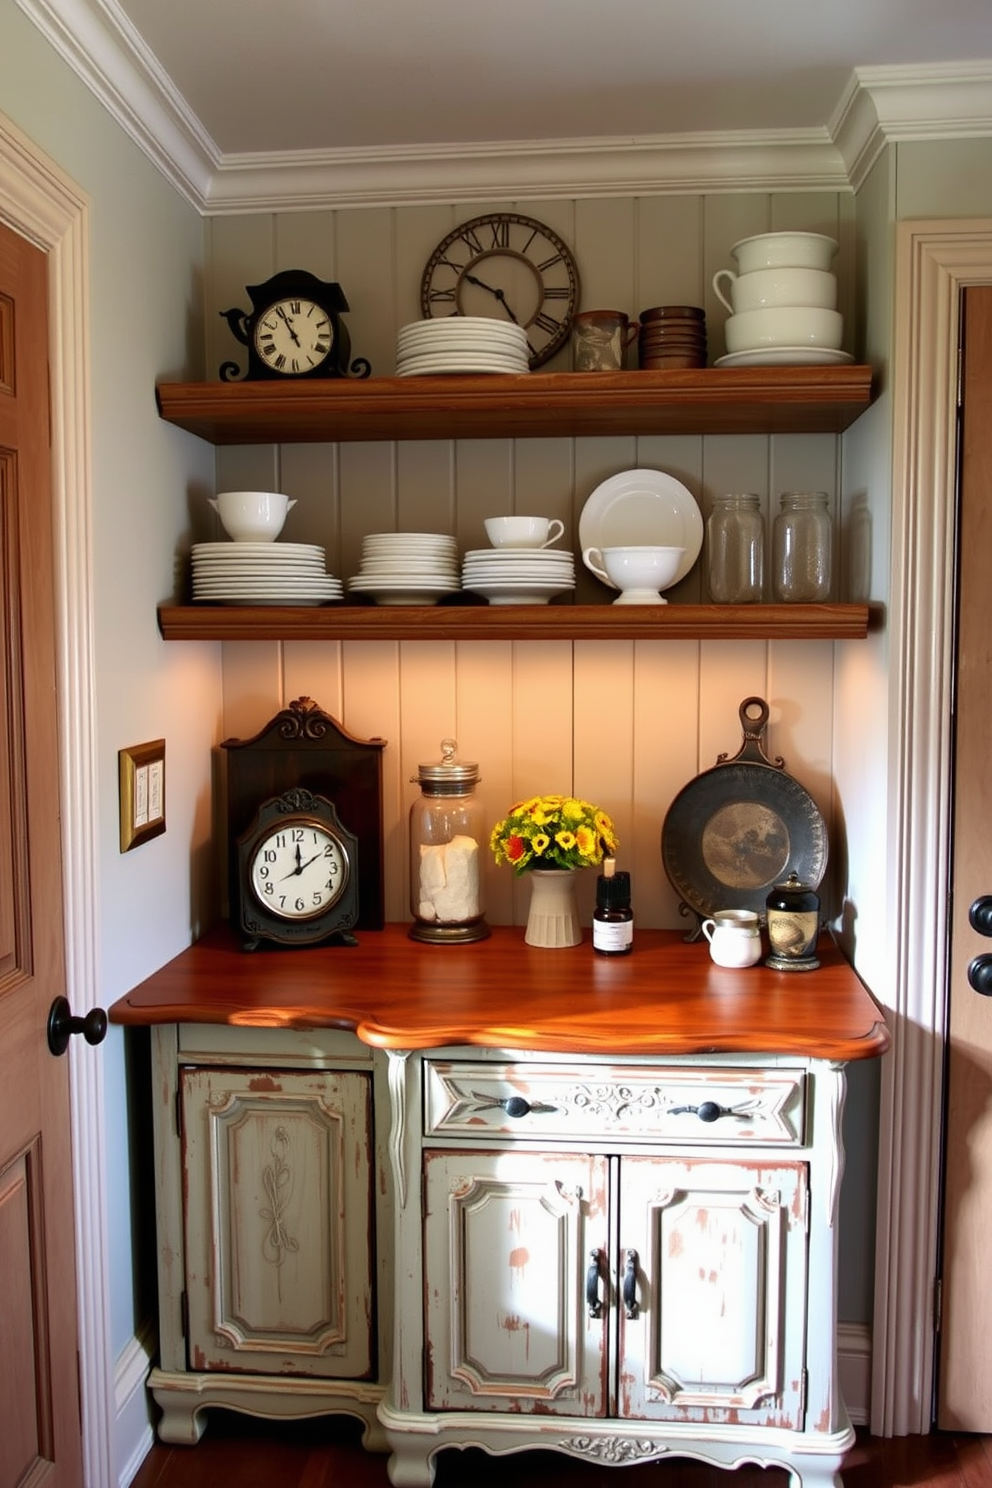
[0,112,111,1481]
[872,219,992,1436]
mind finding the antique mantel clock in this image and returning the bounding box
[222,696,386,948]
[219,269,371,381]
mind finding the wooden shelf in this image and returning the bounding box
[157,602,872,643]
[156,365,873,444]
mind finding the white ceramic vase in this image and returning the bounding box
[524,868,582,947]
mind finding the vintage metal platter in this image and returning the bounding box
[661,697,828,928]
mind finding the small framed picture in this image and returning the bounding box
[119,739,166,852]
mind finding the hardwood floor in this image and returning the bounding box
[131,1412,992,1487]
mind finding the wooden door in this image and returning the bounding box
[0,226,83,1480]
[938,285,992,1429]
[618,1156,807,1428]
[422,1148,610,1414]
[181,1065,374,1378]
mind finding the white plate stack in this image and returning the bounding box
[395,318,530,377]
[348,532,461,606]
[191,542,343,606]
[461,547,576,606]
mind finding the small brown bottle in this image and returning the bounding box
[593,861,633,956]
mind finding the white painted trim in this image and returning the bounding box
[837,1322,871,1426]
[871,220,992,1437]
[0,111,111,1486]
[115,1323,156,1488]
[9,0,992,211]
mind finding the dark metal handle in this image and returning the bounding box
[469,1091,558,1119]
[970,897,992,937]
[622,1248,639,1319]
[586,1250,603,1318]
[669,1100,728,1123]
[47,996,108,1057]
[968,955,992,997]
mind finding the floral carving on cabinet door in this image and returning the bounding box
[259,1125,299,1272]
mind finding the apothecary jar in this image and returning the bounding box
[409,739,490,944]
[707,493,764,603]
[772,490,832,603]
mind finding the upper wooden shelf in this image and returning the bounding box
[157,601,872,643]
[155,365,873,444]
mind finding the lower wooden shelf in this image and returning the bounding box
[157,601,872,642]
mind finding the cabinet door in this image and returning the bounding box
[618,1157,808,1429]
[424,1149,610,1414]
[181,1066,373,1378]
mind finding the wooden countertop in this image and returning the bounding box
[109,924,888,1062]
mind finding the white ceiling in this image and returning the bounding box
[103,0,992,155]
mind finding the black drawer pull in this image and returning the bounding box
[586,1250,604,1318]
[469,1091,559,1119]
[669,1099,733,1123]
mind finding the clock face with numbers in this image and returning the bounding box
[251,295,335,377]
[235,788,360,949]
[419,212,581,369]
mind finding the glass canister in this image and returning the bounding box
[707,493,764,603]
[409,739,490,944]
[772,490,832,602]
[765,871,821,971]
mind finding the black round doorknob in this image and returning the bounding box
[47,996,108,1057]
[967,955,992,997]
[970,897,992,937]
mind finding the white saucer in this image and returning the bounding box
[578,470,703,589]
[714,347,854,367]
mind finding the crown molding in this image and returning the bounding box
[13,0,992,213]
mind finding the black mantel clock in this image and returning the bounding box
[222,696,386,946]
[219,269,371,381]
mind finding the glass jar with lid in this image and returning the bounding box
[772,491,832,602]
[409,739,490,943]
[706,493,764,603]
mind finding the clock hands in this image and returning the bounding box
[280,845,324,880]
[462,271,519,324]
[274,304,301,346]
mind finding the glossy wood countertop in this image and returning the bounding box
[109,924,888,1062]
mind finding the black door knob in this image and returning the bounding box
[970,897,992,937]
[47,996,108,1057]
[967,956,992,998]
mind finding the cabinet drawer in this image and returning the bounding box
[424,1061,806,1145]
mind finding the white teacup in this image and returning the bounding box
[484,516,565,549]
[730,231,838,275]
[701,909,762,968]
[210,490,295,542]
[582,544,685,605]
[724,306,843,354]
[712,266,837,316]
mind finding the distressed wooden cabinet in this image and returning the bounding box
[110,924,887,1481]
[385,1049,847,1486]
[146,1021,391,1448]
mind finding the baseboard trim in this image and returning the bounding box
[115,1321,157,1488]
[838,1322,871,1425]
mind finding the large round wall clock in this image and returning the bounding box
[419,212,581,368]
[235,787,360,950]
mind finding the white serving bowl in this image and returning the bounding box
[210,490,295,542]
[724,306,843,354]
[712,266,837,315]
[730,231,838,275]
[582,544,685,605]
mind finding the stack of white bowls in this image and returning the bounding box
[711,232,850,366]
[395,318,530,376]
[347,532,461,606]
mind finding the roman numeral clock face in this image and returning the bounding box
[420,213,580,368]
[253,296,334,376]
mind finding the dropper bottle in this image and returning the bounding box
[592,858,634,956]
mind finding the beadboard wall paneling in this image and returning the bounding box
[206,188,854,930]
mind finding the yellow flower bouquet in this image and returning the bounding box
[490,794,619,875]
